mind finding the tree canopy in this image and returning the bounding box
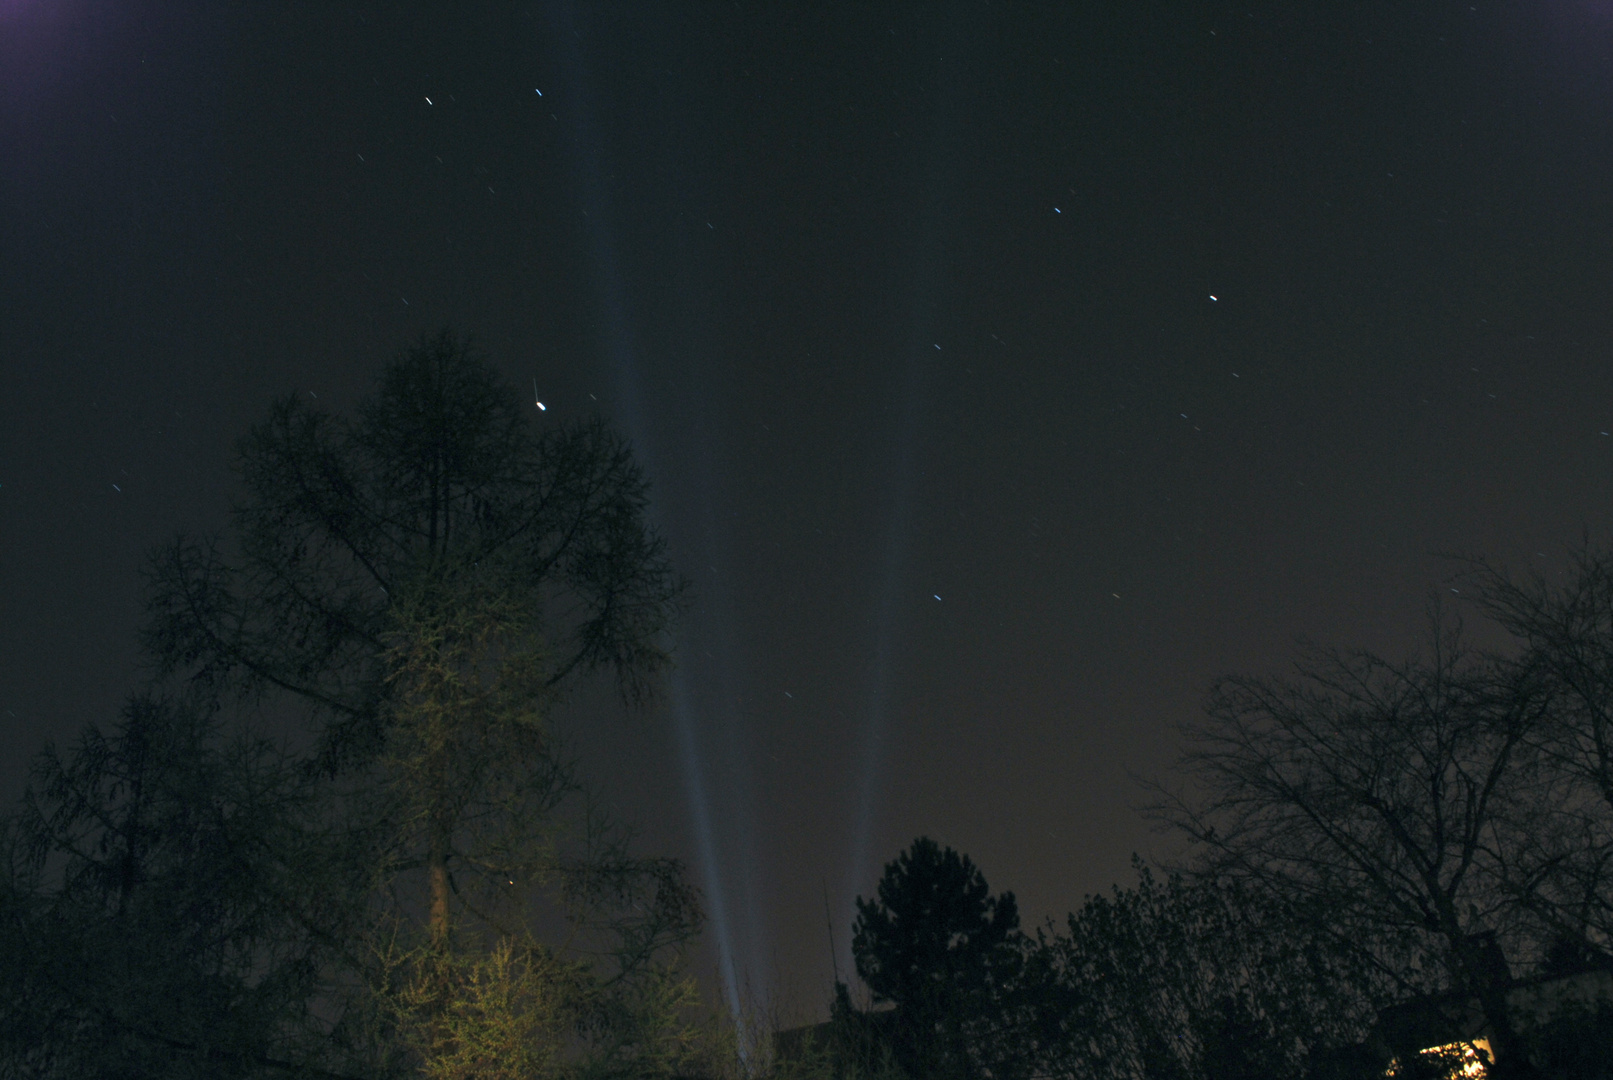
[145,330,684,769]
[1033,861,1386,1080]
[1151,615,1547,1069]
[850,837,1029,1080]
[1,332,706,1080]
[0,696,352,1079]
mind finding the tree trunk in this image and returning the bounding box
[429,822,451,945]
[1458,935,1534,1079]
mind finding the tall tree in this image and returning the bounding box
[124,331,698,1078]
[144,329,684,926]
[1150,616,1550,1075]
[851,838,1028,1080]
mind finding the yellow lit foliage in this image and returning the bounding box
[1387,1039,1493,1079]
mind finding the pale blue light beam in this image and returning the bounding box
[536,0,748,1033]
[847,0,977,955]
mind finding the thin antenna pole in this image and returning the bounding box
[823,878,841,987]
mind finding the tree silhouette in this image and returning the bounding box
[146,329,684,772]
[852,837,1027,1080]
[1032,862,1384,1080]
[143,329,687,938]
[1150,613,1550,1076]
[1463,544,1613,961]
[0,696,359,1078]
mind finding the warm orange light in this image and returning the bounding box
[1387,1038,1492,1079]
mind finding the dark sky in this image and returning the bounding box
[5,0,1613,1020]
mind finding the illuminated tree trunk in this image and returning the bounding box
[422,702,454,947]
[429,822,451,946]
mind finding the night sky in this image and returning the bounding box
[5,1,1613,1020]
